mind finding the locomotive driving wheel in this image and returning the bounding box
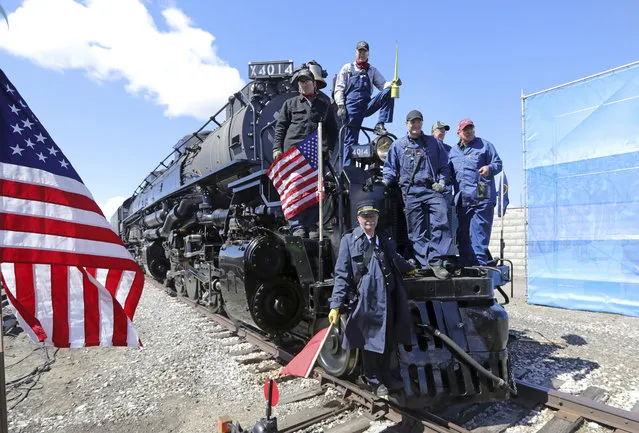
[251,277,303,334]
[317,317,359,378]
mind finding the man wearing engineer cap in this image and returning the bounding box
[382,110,453,279]
[334,41,398,167]
[328,200,415,397]
[449,118,502,265]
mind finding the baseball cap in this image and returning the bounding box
[432,121,450,131]
[406,110,423,122]
[356,41,369,51]
[458,119,474,130]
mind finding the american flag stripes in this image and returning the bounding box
[267,130,322,220]
[0,69,144,348]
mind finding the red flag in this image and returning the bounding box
[0,69,144,348]
[280,325,332,378]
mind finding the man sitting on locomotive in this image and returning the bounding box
[328,201,416,397]
[272,66,338,238]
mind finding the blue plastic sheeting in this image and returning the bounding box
[525,63,639,317]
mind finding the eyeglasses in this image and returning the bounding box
[359,212,378,218]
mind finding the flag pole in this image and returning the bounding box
[499,170,506,264]
[317,122,325,282]
[0,283,9,433]
[304,323,333,378]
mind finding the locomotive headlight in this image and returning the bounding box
[374,135,393,163]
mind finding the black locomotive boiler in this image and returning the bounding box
[111,60,515,409]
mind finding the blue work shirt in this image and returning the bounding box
[449,137,502,206]
[383,133,450,197]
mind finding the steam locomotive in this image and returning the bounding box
[111,60,515,408]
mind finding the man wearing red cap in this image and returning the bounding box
[449,119,502,265]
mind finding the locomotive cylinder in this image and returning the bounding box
[143,209,167,228]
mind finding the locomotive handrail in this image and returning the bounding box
[234,91,258,161]
[259,119,278,170]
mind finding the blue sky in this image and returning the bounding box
[1,0,638,218]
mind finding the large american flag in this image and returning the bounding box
[0,69,144,348]
[267,131,322,220]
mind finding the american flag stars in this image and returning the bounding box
[5,94,70,171]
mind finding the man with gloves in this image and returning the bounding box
[382,110,452,278]
[449,119,502,265]
[334,41,398,167]
[328,201,415,397]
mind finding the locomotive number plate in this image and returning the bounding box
[248,61,294,79]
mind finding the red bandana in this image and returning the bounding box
[356,59,370,70]
[304,93,317,100]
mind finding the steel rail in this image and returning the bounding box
[516,380,639,432]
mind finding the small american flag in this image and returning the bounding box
[267,131,322,220]
[0,69,144,348]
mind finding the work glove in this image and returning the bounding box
[337,105,347,121]
[406,268,419,277]
[272,148,283,160]
[431,181,446,193]
[328,308,340,325]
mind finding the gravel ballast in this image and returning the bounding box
[4,279,639,432]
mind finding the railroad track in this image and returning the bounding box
[153,280,639,433]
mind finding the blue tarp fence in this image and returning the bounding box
[524,61,639,317]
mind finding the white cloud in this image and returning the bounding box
[0,0,245,120]
[100,195,126,222]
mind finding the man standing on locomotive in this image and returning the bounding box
[334,41,398,167]
[273,66,338,238]
[449,119,503,265]
[382,110,453,279]
[432,120,458,257]
[328,201,415,397]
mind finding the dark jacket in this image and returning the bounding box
[273,91,338,154]
[329,227,413,353]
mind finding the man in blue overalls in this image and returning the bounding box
[449,119,503,266]
[334,41,398,167]
[328,201,415,397]
[383,110,452,279]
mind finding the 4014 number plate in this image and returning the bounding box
[248,61,294,79]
